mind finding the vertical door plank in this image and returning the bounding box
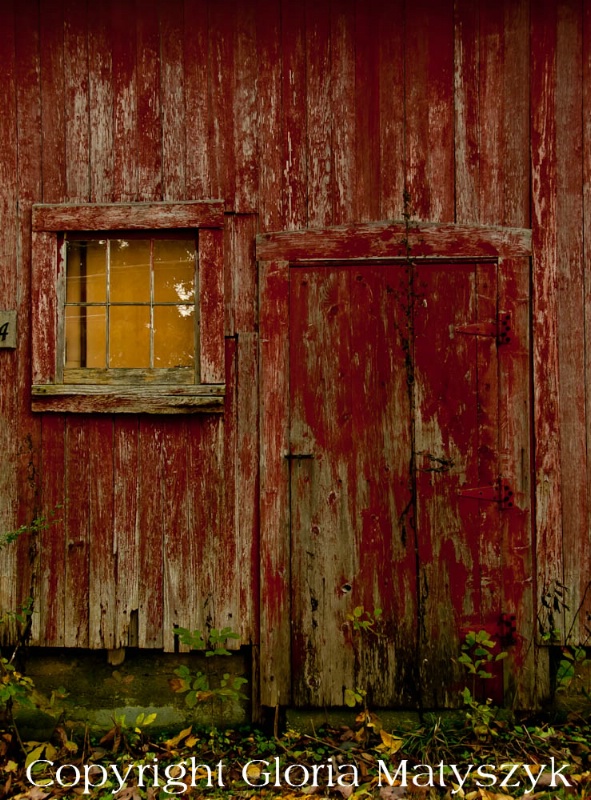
[89,418,116,649]
[556,1,588,644]
[256,0,283,231]
[281,0,307,229]
[498,257,539,705]
[289,268,355,706]
[161,0,186,201]
[40,0,67,203]
[137,0,162,200]
[305,0,332,227]
[111,0,138,201]
[378,0,405,220]
[234,1,258,212]
[413,263,483,706]
[184,0,210,200]
[454,0,480,224]
[259,260,291,705]
[349,266,416,706]
[331,0,356,224]
[354,0,380,221]
[63,0,90,202]
[209,1,236,207]
[531,0,564,640]
[230,214,258,335]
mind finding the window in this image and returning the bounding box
[31,202,225,413]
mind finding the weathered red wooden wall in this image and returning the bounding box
[0,0,588,705]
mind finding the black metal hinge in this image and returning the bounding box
[455,311,512,346]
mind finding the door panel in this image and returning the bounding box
[289,261,504,707]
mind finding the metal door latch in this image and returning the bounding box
[458,480,515,509]
[455,311,512,346]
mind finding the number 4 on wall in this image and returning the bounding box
[0,311,17,349]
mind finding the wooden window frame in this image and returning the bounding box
[31,201,225,414]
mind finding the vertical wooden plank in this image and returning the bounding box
[114,419,140,647]
[137,0,162,200]
[259,260,291,706]
[209,0,236,207]
[162,419,191,652]
[501,0,530,228]
[405,0,455,222]
[40,0,67,203]
[583,0,591,648]
[199,228,225,383]
[15,0,43,628]
[63,0,90,202]
[281,0,307,229]
[378,0,406,220]
[138,420,164,649]
[236,332,259,644]
[498,257,540,706]
[37,0,68,647]
[89,418,116,649]
[234,1,258,212]
[184,0,210,200]
[230,215,258,335]
[305,0,332,227]
[111,0,138,201]
[161,0,186,201]
[64,420,90,648]
[531,0,564,640]
[478,0,504,224]
[331,0,356,224]
[88,0,113,202]
[256,0,283,230]
[454,0,480,224]
[0,0,19,641]
[556,0,587,643]
[354,0,380,221]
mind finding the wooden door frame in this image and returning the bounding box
[257,220,534,708]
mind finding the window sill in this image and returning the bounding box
[31,383,225,414]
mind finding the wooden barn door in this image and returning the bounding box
[287,259,526,707]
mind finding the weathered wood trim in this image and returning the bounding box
[32,200,224,231]
[259,259,291,706]
[256,221,532,262]
[199,227,225,383]
[31,385,224,414]
[31,231,59,385]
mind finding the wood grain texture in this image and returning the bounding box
[257,221,532,262]
[33,201,224,231]
[583,0,591,648]
[199,228,225,383]
[531,0,564,642]
[161,0,186,201]
[556,0,588,645]
[111,0,138,201]
[259,260,291,705]
[184,0,210,200]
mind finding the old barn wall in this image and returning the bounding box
[0,0,588,684]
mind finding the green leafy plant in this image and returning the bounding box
[170,626,248,728]
[343,606,382,709]
[457,630,508,741]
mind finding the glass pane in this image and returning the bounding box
[110,239,151,303]
[66,240,107,303]
[154,305,195,368]
[65,306,106,368]
[109,306,151,368]
[153,239,196,303]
